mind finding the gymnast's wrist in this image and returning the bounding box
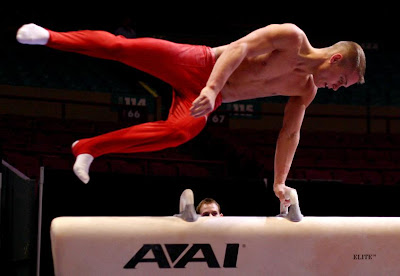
[203,85,218,94]
[201,86,219,101]
[274,182,285,186]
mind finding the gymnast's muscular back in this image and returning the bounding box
[212,25,317,104]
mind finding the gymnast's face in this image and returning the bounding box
[314,54,360,91]
[199,203,223,217]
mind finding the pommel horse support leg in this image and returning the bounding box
[51,214,400,275]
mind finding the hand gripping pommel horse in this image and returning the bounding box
[277,187,303,222]
[174,189,200,222]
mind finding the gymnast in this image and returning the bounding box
[16,22,366,206]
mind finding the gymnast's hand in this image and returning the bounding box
[273,183,292,207]
[190,87,217,118]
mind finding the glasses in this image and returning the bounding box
[201,211,219,216]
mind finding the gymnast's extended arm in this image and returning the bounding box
[273,95,313,206]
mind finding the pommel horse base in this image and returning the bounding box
[51,216,400,275]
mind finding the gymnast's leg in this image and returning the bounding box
[71,112,207,183]
[16,24,216,183]
[16,23,207,89]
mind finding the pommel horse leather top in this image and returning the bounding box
[50,190,400,275]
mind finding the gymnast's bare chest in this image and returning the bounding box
[222,60,306,101]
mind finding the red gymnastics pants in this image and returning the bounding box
[46,30,222,158]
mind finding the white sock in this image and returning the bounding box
[16,23,50,45]
[72,140,79,148]
[73,154,94,184]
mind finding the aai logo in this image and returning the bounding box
[124,243,239,269]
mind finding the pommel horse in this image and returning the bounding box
[50,189,400,275]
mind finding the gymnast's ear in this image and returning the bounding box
[330,53,343,64]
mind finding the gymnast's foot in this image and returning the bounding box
[73,153,93,184]
[72,141,94,184]
[16,23,49,45]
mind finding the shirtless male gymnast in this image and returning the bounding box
[16,22,366,206]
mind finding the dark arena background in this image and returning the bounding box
[1,3,399,276]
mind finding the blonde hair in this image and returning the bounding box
[331,41,366,84]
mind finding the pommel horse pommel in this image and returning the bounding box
[278,187,303,222]
[174,189,200,222]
